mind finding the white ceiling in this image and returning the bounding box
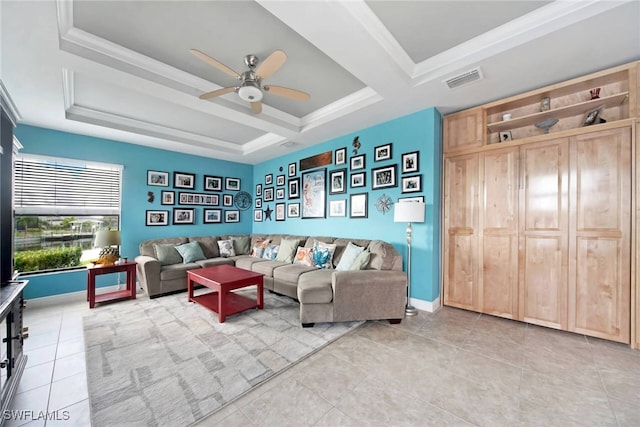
[1,1,639,164]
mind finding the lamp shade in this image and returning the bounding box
[94,230,121,248]
[394,202,425,223]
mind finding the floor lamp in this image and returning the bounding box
[394,201,425,316]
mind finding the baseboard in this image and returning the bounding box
[25,284,144,309]
[410,296,441,313]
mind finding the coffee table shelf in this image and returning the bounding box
[190,292,259,318]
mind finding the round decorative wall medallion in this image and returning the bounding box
[375,194,393,215]
[234,191,252,210]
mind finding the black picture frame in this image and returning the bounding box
[147,170,169,187]
[401,151,419,174]
[146,210,168,226]
[265,174,273,185]
[174,172,195,189]
[401,174,422,193]
[329,199,347,217]
[256,183,262,197]
[254,209,263,222]
[204,175,222,191]
[178,192,218,206]
[350,172,366,188]
[349,193,368,218]
[398,196,425,203]
[225,177,240,191]
[225,210,240,223]
[287,203,300,218]
[275,203,286,221]
[350,154,366,171]
[334,147,347,165]
[263,187,274,202]
[173,208,195,225]
[161,191,175,205]
[288,178,300,199]
[276,175,286,186]
[223,194,233,206]
[371,164,397,190]
[374,143,392,162]
[255,198,262,208]
[276,188,285,200]
[329,168,347,194]
[288,162,297,177]
[203,209,222,223]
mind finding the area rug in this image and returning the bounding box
[83,289,362,426]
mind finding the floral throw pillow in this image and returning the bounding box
[293,247,314,267]
[262,244,279,260]
[217,239,236,258]
[312,240,337,269]
[251,239,271,258]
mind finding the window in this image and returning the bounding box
[13,154,122,273]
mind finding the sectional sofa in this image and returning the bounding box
[135,234,407,325]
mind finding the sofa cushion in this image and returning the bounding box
[312,240,336,269]
[273,263,318,284]
[350,250,371,270]
[297,270,333,304]
[187,236,220,258]
[141,237,187,257]
[275,237,303,263]
[252,260,288,277]
[160,263,200,281]
[154,243,183,266]
[235,256,269,270]
[195,258,235,268]
[231,235,251,255]
[335,242,365,271]
[175,241,206,264]
[293,247,314,266]
[217,239,236,257]
[368,240,400,270]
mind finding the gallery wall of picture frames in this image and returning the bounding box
[145,170,249,225]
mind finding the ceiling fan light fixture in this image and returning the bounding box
[238,82,263,102]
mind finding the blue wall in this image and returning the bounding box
[14,125,253,297]
[253,108,442,302]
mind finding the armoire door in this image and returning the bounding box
[480,147,519,318]
[443,154,479,310]
[519,138,570,329]
[568,127,631,343]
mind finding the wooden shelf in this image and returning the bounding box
[487,92,629,133]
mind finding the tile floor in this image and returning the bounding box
[8,299,640,426]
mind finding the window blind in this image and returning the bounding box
[13,155,122,215]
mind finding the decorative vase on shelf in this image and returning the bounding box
[535,118,559,134]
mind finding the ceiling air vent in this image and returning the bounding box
[444,67,483,89]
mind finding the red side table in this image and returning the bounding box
[87,261,137,308]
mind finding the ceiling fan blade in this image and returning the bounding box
[190,49,240,79]
[251,101,262,114]
[264,85,310,101]
[199,86,237,100]
[255,50,287,80]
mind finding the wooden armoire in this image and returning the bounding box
[442,61,640,347]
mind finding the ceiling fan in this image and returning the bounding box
[190,49,310,114]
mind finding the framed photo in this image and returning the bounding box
[223,194,233,206]
[204,175,222,191]
[179,192,218,206]
[350,193,368,218]
[225,177,240,191]
[265,174,273,185]
[146,210,168,226]
[499,131,512,142]
[402,151,419,174]
[256,183,262,197]
[288,162,297,177]
[329,168,347,194]
[276,175,285,186]
[287,203,300,218]
[350,154,366,171]
[161,191,175,205]
[351,172,366,188]
[263,187,274,202]
[173,208,194,225]
[329,199,346,217]
[225,210,240,223]
[174,172,195,189]
[302,168,326,219]
[398,196,425,203]
[374,143,392,162]
[275,203,286,221]
[255,198,262,208]
[274,188,284,200]
[371,164,397,190]
[288,178,300,199]
[203,208,222,223]
[254,209,263,222]
[147,170,169,187]
[334,147,346,165]
[401,174,422,193]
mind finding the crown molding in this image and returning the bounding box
[0,80,22,127]
[301,87,382,132]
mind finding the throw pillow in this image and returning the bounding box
[217,239,236,258]
[262,244,279,260]
[153,243,183,266]
[251,239,271,258]
[275,238,300,263]
[230,235,251,255]
[335,242,365,271]
[293,247,314,267]
[350,250,371,270]
[175,241,206,264]
[312,240,337,269]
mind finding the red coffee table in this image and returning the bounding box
[187,265,264,323]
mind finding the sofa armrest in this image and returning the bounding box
[331,270,407,321]
[135,255,161,297]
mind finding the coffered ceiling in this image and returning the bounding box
[1,1,639,164]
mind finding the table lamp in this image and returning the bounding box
[394,201,425,316]
[94,230,121,265]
